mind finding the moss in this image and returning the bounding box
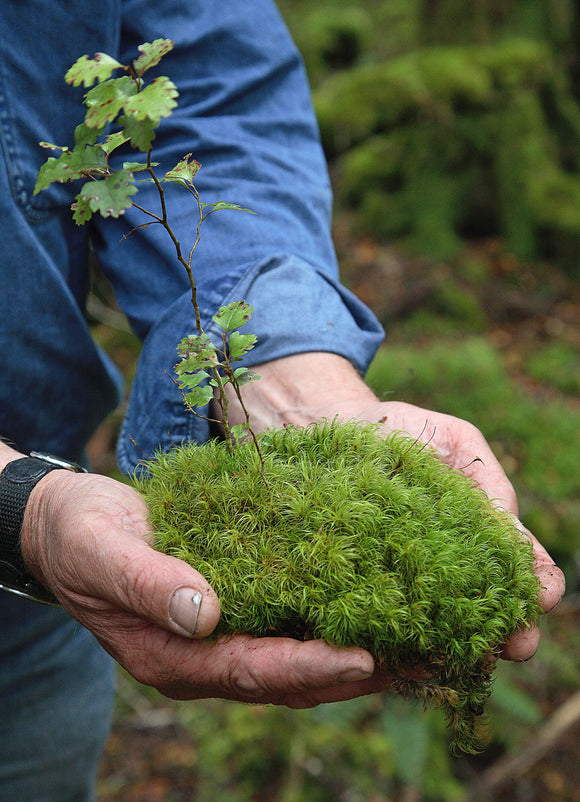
[137,420,541,752]
[315,36,580,262]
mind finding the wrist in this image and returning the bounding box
[0,451,86,604]
[20,468,77,588]
[223,352,378,431]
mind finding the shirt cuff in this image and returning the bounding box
[116,254,384,474]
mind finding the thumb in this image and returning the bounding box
[24,469,222,639]
[87,538,222,639]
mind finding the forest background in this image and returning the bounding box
[94,1,580,799]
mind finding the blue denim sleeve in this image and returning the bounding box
[103,0,384,472]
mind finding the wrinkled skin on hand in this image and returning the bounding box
[21,470,386,706]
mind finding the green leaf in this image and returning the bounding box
[103,130,130,155]
[34,145,108,194]
[124,76,178,124]
[39,141,69,153]
[70,196,94,225]
[118,113,157,152]
[84,76,137,128]
[65,52,124,87]
[177,370,211,389]
[35,155,77,194]
[228,331,257,361]
[122,160,157,173]
[212,301,254,333]
[185,385,214,409]
[74,122,100,148]
[176,334,219,370]
[133,39,174,77]
[231,423,251,441]
[202,200,255,214]
[71,169,137,223]
[233,367,259,386]
[164,154,201,186]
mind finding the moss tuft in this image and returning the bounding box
[137,420,541,752]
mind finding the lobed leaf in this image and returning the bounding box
[164,154,201,186]
[177,370,211,390]
[228,331,257,361]
[185,385,214,409]
[65,52,123,87]
[33,145,108,194]
[176,334,219,370]
[133,39,174,77]
[71,169,137,224]
[231,423,251,440]
[118,113,156,152]
[74,122,100,148]
[123,76,178,125]
[202,199,255,214]
[103,130,131,155]
[84,76,137,128]
[233,367,259,386]
[212,301,254,333]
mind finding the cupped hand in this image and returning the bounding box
[20,469,384,706]
[228,352,566,665]
[352,399,566,661]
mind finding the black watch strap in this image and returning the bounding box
[0,453,86,605]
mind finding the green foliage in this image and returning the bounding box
[35,39,258,450]
[278,0,580,266]
[525,341,580,395]
[71,169,138,223]
[34,38,177,216]
[160,691,470,801]
[315,37,580,260]
[138,420,541,753]
[174,301,258,414]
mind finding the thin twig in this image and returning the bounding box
[463,689,580,800]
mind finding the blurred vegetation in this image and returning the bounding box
[279,0,580,269]
[97,2,580,799]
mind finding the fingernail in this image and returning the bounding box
[337,667,373,683]
[169,587,203,636]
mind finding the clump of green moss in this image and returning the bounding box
[138,420,541,752]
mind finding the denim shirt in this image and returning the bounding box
[0,0,384,473]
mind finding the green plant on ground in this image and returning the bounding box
[37,41,543,754]
[525,341,580,396]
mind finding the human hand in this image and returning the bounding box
[224,351,566,663]
[19,466,385,706]
[352,399,565,662]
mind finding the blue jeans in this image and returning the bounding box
[0,592,115,802]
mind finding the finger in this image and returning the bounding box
[204,636,376,705]
[64,530,221,639]
[125,633,376,704]
[501,624,541,661]
[500,520,565,662]
[511,519,566,612]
